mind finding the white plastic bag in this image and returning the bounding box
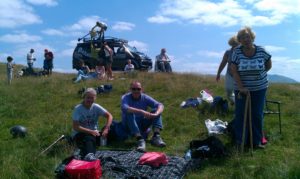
[200,90,213,103]
[205,119,228,135]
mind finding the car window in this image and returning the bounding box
[124,44,137,53]
[113,47,120,53]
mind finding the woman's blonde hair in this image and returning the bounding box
[83,88,97,98]
[228,35,239,47]
[237,26,256,43]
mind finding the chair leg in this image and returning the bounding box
[279,114,281,134]
[278,105,282,134]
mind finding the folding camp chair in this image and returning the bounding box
[264,100,282,134]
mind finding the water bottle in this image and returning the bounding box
[100,136,107,146]
[184,149,192,160]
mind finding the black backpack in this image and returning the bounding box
[189,136,226,159]
[210,96,229,115]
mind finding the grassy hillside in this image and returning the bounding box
[0,63,300,178]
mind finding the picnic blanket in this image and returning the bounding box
[55,150,202,178]
[94,150,200,179]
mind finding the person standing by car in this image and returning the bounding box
[72,88,113,160]
[155,48,172,72]
[231,26,272,149]
[27,49,36,73]
[216,35,239,105]
[99,42,114,80]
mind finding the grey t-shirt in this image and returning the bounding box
[72,103,107,136]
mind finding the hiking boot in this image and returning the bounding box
[136,139,146,152]
[254,144,265,149]
[84,153,97,161]
[150,135,166,147]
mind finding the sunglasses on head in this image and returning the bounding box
[131,88,141,91]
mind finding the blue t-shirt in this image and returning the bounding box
[72,103,107,136]
[231,45,271,91]
[121,93,163,120]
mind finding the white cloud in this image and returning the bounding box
[291,40,300,44]
[264,45,286,53]
[197,50,224,58]
[0,0,42,28]
[6,42,55,67]
[254,0,300,15]
[42,29,64,36]
[148,0,300,27]
[66,16,102,31]
[53,68,77,74]
[173,58,219,74]
[26,0,58,6]
[0,53,12,62]
[128,40,149,52]
[0,33,41,43]
[68,40,79,47]
[269,56,300,81]
[112,22,135,31]
[41,16,104,38]
[172,54,300,82]
[57,48,74,57]
[147,15,177,24]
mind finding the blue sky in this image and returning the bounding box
[1,0,300,82]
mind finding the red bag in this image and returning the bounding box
[65,159,102,179]
[138,152,168,167]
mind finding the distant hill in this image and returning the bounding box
[268,74,298,83]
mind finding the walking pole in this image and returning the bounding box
[240,92,254,156]
[39,135,65,156]
[241,92,249,153]
[248,93,253,156]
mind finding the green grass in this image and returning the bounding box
[0,63,300,178]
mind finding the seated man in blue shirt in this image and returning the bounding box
[110,81,166,152]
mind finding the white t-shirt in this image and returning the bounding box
[27,53,35,63]
[72,103,107,136]
[124,64,134,71]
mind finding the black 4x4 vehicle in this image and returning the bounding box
[72,36,152,71]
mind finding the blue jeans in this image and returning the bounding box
[28,62,33,69]
[74,70,96,83]
[112,112,163,140]
[233,88,266,145]
[158,62,172,72]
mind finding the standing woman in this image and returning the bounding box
[216,35,239,105]
[230,26,272,148]
[103,42,114,80]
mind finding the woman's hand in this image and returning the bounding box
[90,130,100,137]
[238,87,249,97]
[101,127,110,137]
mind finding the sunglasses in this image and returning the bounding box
[131,88,141,91]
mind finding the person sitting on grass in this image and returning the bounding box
[108,81,166,152]
[155,48,172,72]
[72,88,113,160]
[124,59,135,73]
[73,60,97,83]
